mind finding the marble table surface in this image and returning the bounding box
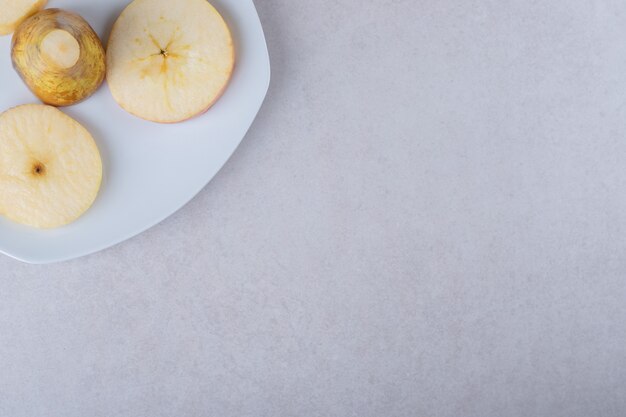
[2,0,626,416]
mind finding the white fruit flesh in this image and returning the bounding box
[40,29,81,69]
[107,0,235,123]
[0,0,47,35]
[0,105,102,228]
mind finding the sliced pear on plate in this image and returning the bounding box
[107,0,235,123]
[0,104,102,229]
[0,0,46,36]
[12,9,106,107]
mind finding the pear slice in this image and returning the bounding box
[0,0,46,36]
[107,0,235,123]
[12,9,106,107]
[0,104,102,229]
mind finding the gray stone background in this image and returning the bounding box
[2,0,626,416]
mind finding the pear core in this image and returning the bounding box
[40,29,80,69]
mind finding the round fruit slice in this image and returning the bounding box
[0,104,102,229]
[0,0,46,36]
[12,9,106,107]
[107,0,235,123]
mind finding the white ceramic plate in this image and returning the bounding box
[0,0,270,264]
